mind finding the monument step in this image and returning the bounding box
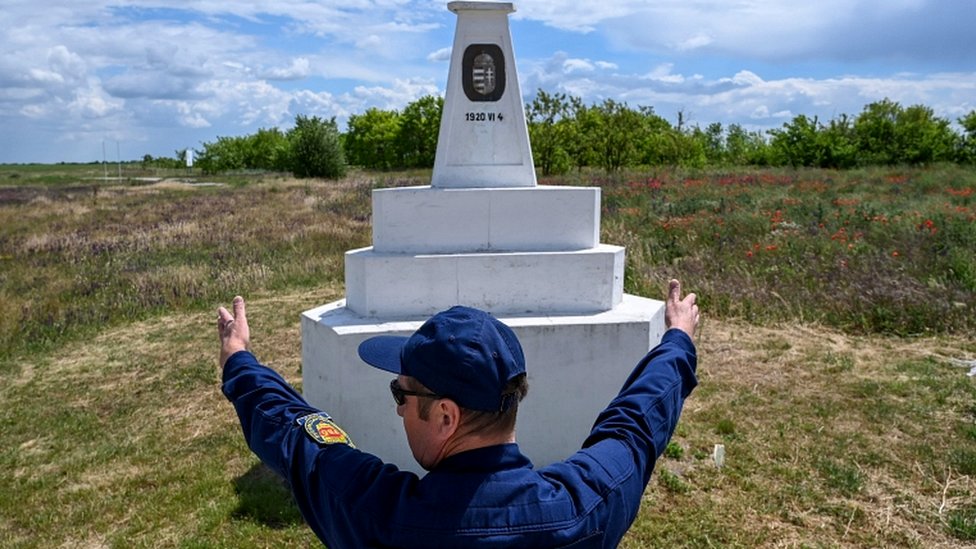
[345,244,624,317]
[372,185,600,254]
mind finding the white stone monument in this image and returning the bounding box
[301,0,665,474]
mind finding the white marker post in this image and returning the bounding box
[432,2,536,189]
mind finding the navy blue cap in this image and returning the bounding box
[358,306,526,412]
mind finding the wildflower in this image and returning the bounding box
[765,245,778,252]
[917,219,938,235]
[892,250,900,257]
[746,251,753,258]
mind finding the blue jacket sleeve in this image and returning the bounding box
[583,328,698,486]
[535,328,698,548]
[221,351,410,548]
[220,350,325,478]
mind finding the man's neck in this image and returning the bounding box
[439,430,516,463]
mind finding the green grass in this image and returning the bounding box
[2,166,975,547]
[948,504,976,541]
[663,441,684,460]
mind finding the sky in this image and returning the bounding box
[1,0,974,164]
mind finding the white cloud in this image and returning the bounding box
[643,63,684,84]
[20,104,47,119]
[356,34,384,51]
[68,83,124,119]
[27,69,65,86]
[675,33,713,52]
[513,0,638,32]
[47,45,87,81]
[559,78,607,100]
[176,104,211,129]
[293,90,349,122]
[351,78,440,111]
[731,71,764,87]
[261,58,311,81]
[427,47,452,62]
[563,59,595,73]
[560,57,621,75]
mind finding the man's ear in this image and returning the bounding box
[434,399,462,439]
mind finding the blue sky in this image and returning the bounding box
[1,0,973,163]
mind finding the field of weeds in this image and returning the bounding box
[1,164,974,547]
[591,164,976,335]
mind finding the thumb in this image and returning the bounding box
[668,279,681,302]
[232,296,246,323]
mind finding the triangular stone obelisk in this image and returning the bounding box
[301,1,665,474]
[432,2,535,189]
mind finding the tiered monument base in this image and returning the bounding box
[300,181,666,474]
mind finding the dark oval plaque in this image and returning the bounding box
[462,44,505,102]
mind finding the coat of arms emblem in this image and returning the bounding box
[462,44,505,102]
[472,53,496,96]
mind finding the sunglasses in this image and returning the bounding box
[389,378,443,406]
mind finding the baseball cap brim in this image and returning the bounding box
[358,335,409,374]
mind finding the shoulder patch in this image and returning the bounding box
[296,413,355,448]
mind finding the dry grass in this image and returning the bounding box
[2,289,973,547]
[1,167,974,547]
[0,175,379,362]
[625,319,976,548]
[0,287,341,547]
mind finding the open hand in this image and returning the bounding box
[665,280,699,338]
[217,296,250,368]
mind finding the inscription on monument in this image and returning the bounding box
[464,111,504,122]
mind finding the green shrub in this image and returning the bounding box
[288,115,347,179]
[664,442,685,460]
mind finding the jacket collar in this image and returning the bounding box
[432,443,532,474]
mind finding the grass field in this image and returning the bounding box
[1,164,974,547]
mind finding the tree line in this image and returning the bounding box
[526,92,976,174]
[172,91,976,177]
[187,115,346,178]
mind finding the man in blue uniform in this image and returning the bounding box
[218,279,699,548]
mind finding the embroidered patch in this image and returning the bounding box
[296,413,354,447]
